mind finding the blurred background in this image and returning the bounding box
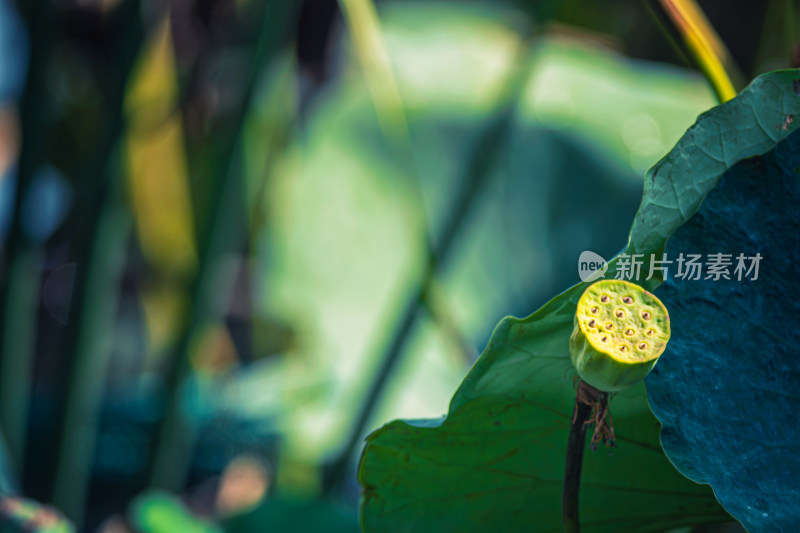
[0,0,795,531]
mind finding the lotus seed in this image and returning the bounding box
[622,296,633,304]
[601,336,608,342]
[625,329,634,336]
[615,310,625,318]
[642,311,651,320]
[646,329,655,336]
[605,323,613,330]
[600,295,609,303]
[638,342,647,350]
[588,319,596,328]
[591,307,598,314]
[619,345,627,352]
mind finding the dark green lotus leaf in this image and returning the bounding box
[646,128,800,531]
[360,70,800,532]
[361,279,730,532]
[628,72,800,255]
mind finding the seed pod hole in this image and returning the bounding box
[619,345,627,352]
[625,328,635,336]
[605,323,613,330]
[588,319,596,328]
[591,307,598,314]
[641,311,651,320]
[615,309,625,318]
[638,342,648,350]
[622,296,633,304]
[600,295,610,303]
[646,329,655,336]
[600,336,608,342]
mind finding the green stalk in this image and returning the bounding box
[337,0,408,142]
[656,0,742,102]
[0,428,19,495]
[0,0,53,476]
[786,0,797,65]
[644,0,694,69]
[51,164,132,523]
[562,381,609,533]
[148,0,300,491]
[336,0,475,367]
[562,389,593,533]
[47,0,145,523]
[0,250,42,474]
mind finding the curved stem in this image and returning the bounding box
[656,0,741,102]
[562,381,601,533]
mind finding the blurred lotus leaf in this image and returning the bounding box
[255,1,716,463]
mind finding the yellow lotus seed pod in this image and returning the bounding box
[570,279,670,392]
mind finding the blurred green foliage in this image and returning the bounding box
[257,2,715,466]
[0,0,794,531]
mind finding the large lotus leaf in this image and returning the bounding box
[360,71,800,532]
[646,129,800,530]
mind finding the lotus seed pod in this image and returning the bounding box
[570,279,670,392]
